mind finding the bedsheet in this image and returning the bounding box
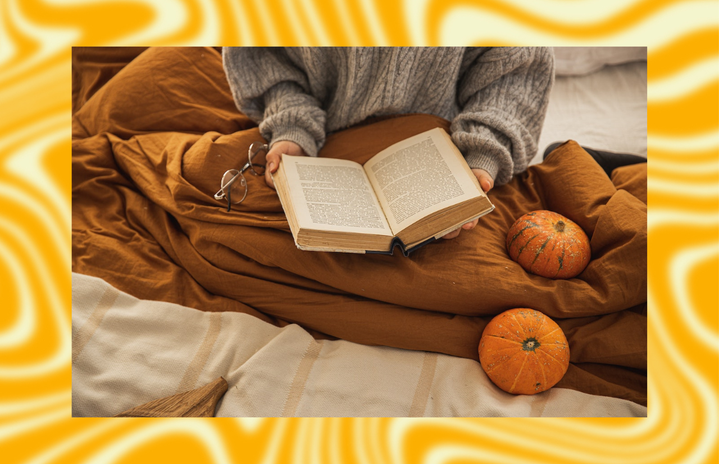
[72,272,647,417]
[71,47,647,406]
[534,59,647,164]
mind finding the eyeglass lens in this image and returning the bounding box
[248,142,268,176]
[221,170,248,207]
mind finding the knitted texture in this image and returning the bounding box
[222,47,554,185]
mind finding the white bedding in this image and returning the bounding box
[534,51,647,164]
[72,273,646,417]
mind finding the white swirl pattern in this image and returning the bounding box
[0,0,717,463]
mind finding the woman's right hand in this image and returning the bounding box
[264,141,307,189]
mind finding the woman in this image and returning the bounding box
[223,47,554,239]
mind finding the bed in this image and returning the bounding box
[71,46,647,417]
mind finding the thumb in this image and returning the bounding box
[265,151,282,173]
[480,176,493,193]
[472,169,494,193]
[264,151,282,189]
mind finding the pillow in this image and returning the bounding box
[553,47,647,76]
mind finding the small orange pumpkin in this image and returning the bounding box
[506,210,590,279]
[479,308,570,395]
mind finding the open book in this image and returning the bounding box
[272,128,495,255]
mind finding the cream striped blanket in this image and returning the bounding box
[72,273,646,417]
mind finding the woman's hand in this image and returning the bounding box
[441,168,494,240]
[264,141,307,189]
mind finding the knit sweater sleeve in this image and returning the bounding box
[451,47,554,186]
[222,47,326,157]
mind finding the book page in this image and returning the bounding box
[279,155,393,235]
[364,128,483,233]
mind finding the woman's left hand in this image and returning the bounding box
[440,168,494,240]
[264,140,307,189]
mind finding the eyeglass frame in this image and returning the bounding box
[214,141,268,212]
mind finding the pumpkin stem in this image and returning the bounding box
[522,337,541,352]
[554,220,566,233]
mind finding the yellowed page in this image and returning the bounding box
[363,128,484,234]
[277,154,393,236]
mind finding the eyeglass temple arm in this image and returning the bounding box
[225,182,232,212]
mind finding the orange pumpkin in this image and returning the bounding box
[479,308,570,395]
[506,210,590,279]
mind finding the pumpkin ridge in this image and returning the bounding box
[538,327,561,342]
[554,247,566,278]
[531,234,555,267]
[492,324,525,343]
[487,334,522,345]
[515,234,540,260]
[534,315,547,339]
[507,223,538,249]
[509,353,529,393]
[510,313,530,339]
[537,354,548,391]
[537,348,567,367]
[483,350,524,375]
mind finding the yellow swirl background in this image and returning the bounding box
[2,0,717,462]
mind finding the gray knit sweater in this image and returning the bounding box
[222,47,554,186]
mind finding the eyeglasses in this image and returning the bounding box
[214,142,268,212]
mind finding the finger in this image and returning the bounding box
[479,174,494,193]
[265,169,276,189]
[441,228,461,240]
[462,219,479,230]
[264,152,282,189]
[265,151,281,171]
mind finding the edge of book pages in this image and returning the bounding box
[293,205,495,256]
